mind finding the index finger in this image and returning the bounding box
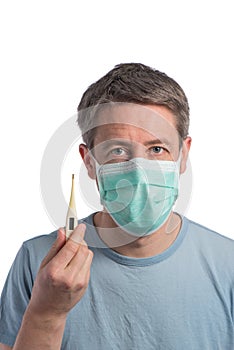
[40,227,67,268]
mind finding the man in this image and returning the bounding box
[0,63,233,349]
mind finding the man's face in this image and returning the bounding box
[80,103,191,178]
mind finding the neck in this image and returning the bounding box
[93,211,182,258]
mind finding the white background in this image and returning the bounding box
[0,0,233,292]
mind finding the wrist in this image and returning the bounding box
[13,304,67,349]
[25,303,67,332]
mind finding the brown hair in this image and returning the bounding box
[77,63,190,148]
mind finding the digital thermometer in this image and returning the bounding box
[65,174,78,238]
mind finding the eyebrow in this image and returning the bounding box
[143,138,172,147]
[98,138,173,149]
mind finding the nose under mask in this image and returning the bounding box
[95,156,180,237]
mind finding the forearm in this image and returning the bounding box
[13,306,67,350]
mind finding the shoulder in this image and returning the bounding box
[184,217,234,280]
[185,217,234,248]
[16,230,58,277]
[22,229,57,257]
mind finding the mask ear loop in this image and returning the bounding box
[175,149,183,174]
[170,150,182,219]
[163,151,182,235]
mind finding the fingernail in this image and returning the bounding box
[57,227,65,237]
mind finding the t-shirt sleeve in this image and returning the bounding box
[0,243,34,347]
[232,283,234,325]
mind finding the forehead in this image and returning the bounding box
[93,103,180,148]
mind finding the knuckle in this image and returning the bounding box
[78,247,93,264]
[76,277,88,291]
[46,264,55,277]
[78,245,89,257]
[66,241,80,255]
[46,266,59,285]
[62,276,74,290]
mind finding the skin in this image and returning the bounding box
[0,104,191,349]
[80,104,191,257]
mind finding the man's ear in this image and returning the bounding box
[180,137,192,174]
[79,144,96,179]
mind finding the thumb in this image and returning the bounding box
[40,228,66,268]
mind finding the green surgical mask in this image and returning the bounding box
[96,157,180,237]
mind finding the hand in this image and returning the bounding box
[28,224,93,320]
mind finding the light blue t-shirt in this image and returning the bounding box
[0,214,234,349]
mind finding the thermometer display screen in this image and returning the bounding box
[69,217,75,230]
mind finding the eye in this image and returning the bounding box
[110,147,126,156]
[151,146,164,154]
